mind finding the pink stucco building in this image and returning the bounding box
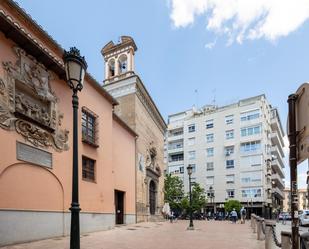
[0,0,137,246]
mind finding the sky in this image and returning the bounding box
[14,0,309,188]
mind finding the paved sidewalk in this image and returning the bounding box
[1,220,264,249]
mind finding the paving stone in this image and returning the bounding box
[0,220,264,249]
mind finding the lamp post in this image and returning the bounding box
[187,164,194,230]
[63,47,87,249]
[209,186,215,213]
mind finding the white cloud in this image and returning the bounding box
[169,0,309,44]
[205,39,217,49]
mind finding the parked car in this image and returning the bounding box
[299,210,309,226]
[278,212,292,221]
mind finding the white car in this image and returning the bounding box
[299,210,309,226]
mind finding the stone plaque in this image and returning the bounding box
[16,142,52,168]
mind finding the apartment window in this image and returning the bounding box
[82,156,95,182]
[82,108,97,146]
[206,162,214,171]
[240,109,260,121]
[188,151,196,160]
[240,155,262,167]
[240,141,261,153]
[226,160,235,169]
[180,166,184,173]
[188,124,196,133]
[225,130,234,140]
[241,171,262,184]
[241,188,262,198]
[206,176,214,185]
[190,164,196,173]
[188,137,195,146]
[226,174,235,184]
[206,119,214,129]
[225,146,234,156]
[225,115,234,125]
[227,189,235,198]
[241,125,261,137]
[207,148,214,157]
[206,133,214,143]
[169,154,184,162]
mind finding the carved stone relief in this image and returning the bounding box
[145,141,162,180]
[0,46,69,151]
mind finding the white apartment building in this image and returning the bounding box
[166,95,285,217]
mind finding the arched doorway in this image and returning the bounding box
[149,180,156,215]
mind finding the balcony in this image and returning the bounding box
[168,141,184,154]
[272,187,284,199]
[271,173,285,189]
[271,159,285,178]
[271,145,284,165]
[270,131,284,155]
[168,147,184,154]
[167,134,184,142]
[270,109,285,138]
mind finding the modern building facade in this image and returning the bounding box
[283,188,308,212]
[102,36,167,222]
[166,95,285,217]
[0,1,136,246]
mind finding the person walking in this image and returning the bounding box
[231,208,238,224]
[240,207,246,224]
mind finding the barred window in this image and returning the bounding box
[82,156,95,182]
[82,107,98,147]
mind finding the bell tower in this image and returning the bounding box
[102,36,166,223]
[101,36,137,84]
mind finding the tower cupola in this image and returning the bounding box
[101,36,137,84]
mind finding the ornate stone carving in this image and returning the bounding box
[145,142,162,179]
[0,46,69,151]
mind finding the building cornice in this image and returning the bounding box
[0,1,118,106]
[103,74,167,134]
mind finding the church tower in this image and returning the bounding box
[102,36,166,223]
[102,36,137,84]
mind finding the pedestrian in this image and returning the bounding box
[169,211,174,223]
[231,208,238,224]
[240,207,246,224]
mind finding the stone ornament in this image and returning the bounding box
[0,46,69,151]
[145,142,162,178]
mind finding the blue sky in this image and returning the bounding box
[15,0,309,187]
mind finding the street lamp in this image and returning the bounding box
[187,164,194,230]
[63,47,87,249]
[209,186,215,213]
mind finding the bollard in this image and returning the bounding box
[265,220,277,249]
[281,231,292,249]
[253,215,257,234]
[251,214,255,229]
[257,217,265,241]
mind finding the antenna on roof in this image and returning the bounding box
[194,89,199,109]
[212,88,216,106]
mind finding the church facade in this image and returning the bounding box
[102,37,167,222]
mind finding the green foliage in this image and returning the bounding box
[164,174,184,210]
[224,199,242,213]
[181,183,207,214]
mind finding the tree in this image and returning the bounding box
[164,174,184,210]
[181,183,207,214]
[224,199,242,213]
